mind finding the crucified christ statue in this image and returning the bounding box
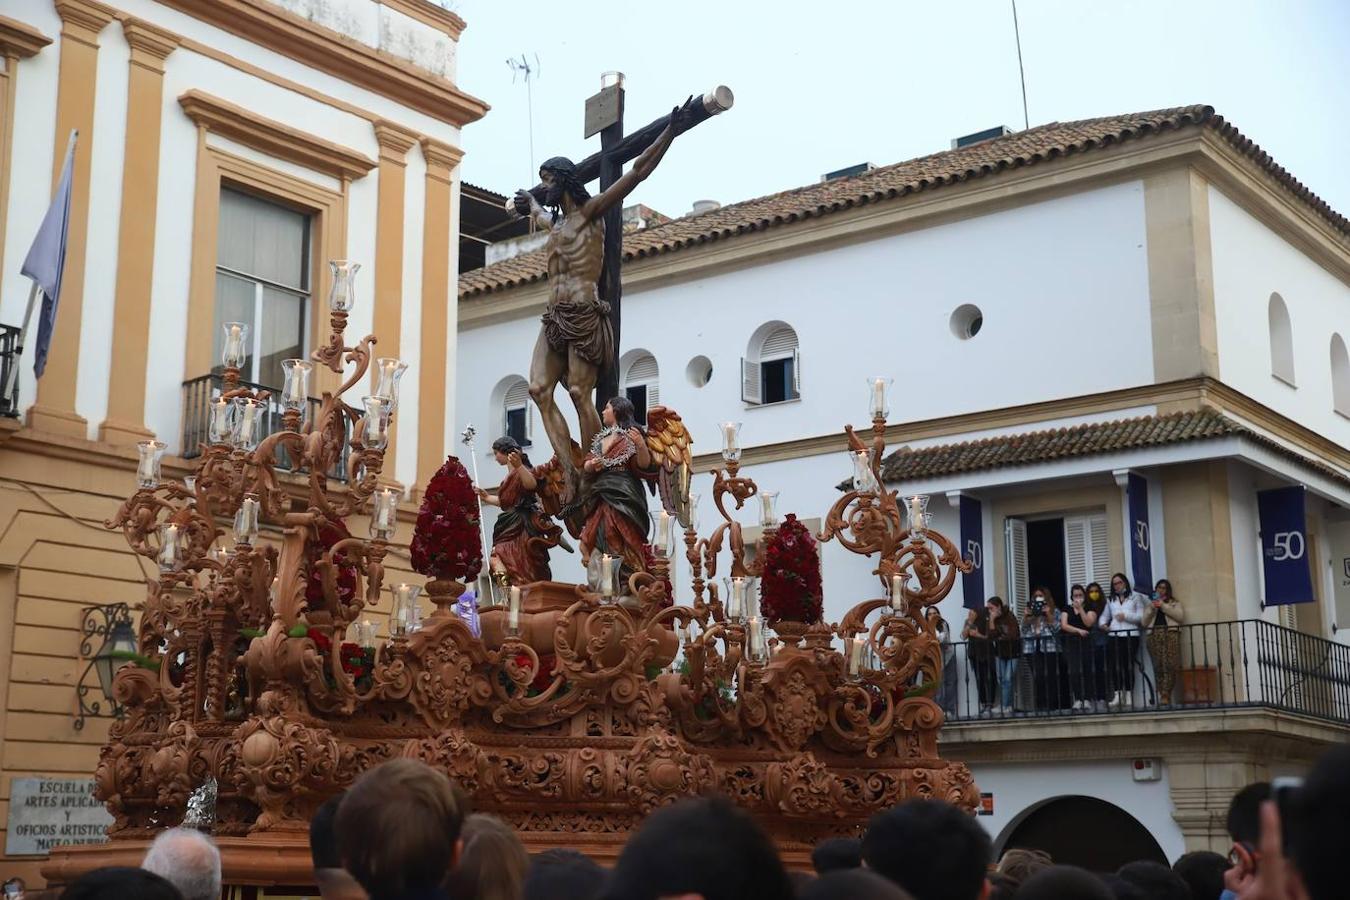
[512,98,693,498]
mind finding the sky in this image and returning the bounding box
[451,0,1350,220]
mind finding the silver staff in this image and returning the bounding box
[460,424,495,599]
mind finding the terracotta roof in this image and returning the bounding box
[876,410,1346,486]
[459,105,1348,299]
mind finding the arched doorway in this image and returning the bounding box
[998,796,1167,871]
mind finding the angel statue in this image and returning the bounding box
[566,396,692,584]
[474,436,569,585]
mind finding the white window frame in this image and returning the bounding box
[622,352,660,423]
[743,323,800,406]
[1268,292,1296,387]
[502,377,532,446]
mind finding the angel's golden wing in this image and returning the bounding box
[644,406,694,526]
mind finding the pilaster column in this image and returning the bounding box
[371,120,417,480]
[27,0,116,437]
[98,19,178,445]
[415,138,462,489]
[0,17,54,289]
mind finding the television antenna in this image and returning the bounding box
[506,53,542,178]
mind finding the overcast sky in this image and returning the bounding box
[452,0,1349,221]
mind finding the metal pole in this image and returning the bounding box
[1,281,39,407]
[459,425,494,578]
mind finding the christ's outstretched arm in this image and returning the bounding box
[581,97,695,224]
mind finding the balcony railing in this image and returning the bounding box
[181,373,350,481]
[928,619,1350,727]
[0,323,20,417]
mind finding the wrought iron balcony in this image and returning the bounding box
[181,373,350,481]
[931,619,1350,728]
[0,323,20,417]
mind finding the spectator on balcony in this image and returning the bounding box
[1104,573,1149,709]
[988,597,1020,714]
[1085,582,1110,707]
[961,604,996,716]
[925,607,958,716]
[1060,585,1099,711]
[1021,588,1064,712]
[1146,579,1185,706]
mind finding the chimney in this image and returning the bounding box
[690,200,721,216]
[951,126,1013,149]
[820,162,874,183]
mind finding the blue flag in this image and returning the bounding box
[22,132,76,379]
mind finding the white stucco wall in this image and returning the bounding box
[969,758,1185,864]
[1209,186,1350,448]
[0,0,464,471]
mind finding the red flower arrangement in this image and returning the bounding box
[512,652,556,694]
[758,513,823,625]
[305,520,359,611]
[410,456,484,582]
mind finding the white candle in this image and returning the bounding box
[659,511,671,553]
[730,577,747,620]
[723,422,737,450]
[908,496,924,527]
[159,524,179,570]
[890,574,903,611]
[225,325,243,363]
[871,378,886,418]
[377,492,394,528]
[600,555,614,596]
[238,401,257,442]
[748,616,764,661]
[848,636,865,677]
[508,586,522,632]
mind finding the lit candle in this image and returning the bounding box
[730,577,747,621]
[847,636,865,678]
[659,511,671,554]
[748,616,766,663]
[508,586,522,632]
[908,496,925,528]
[358,619,376,649]
[723,422,737,450]
[224,324,244,366]
[854,450,875,492]
[158,523,180,572]
[890,574,903,612]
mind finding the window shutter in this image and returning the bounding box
[625,354,659,407]
[741,357,761,404]
[791,347,801,398]
[504,379,531,441]
[1064,512,1111,589]
[761,326,798,360]
[1005,517,1029,616]
[1089,514,1110,585]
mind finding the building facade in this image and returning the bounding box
[0,0,485,883]
[457,106,1350,863]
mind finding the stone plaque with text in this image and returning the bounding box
[5,777,112,856]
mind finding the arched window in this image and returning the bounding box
[502,377,531,446]
[1268,293,1295,385]
[743,323,800,405]
[622,351,659,425]
[1332,334,1350,416]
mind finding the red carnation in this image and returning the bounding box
[305,519,359,612]
[410,456,483,581]
[758,513,823,625]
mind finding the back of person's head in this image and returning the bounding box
[1172,850,1228,900]
[311,794,368,899]
[1225,781,1271,844]
[140,828,222,900]
[602,796,793,900]
[61,866,183,900]
[1115,860,1188,900]
[1099,874,1146,900]
[861,799,991,900]
[337,758,467,900]
[986,872,1017,900]
[523,849,604,900]
[1288,744,1350,900]
[810,836,861,874]
[1016,866,1113,900]
[455,814,528,900]
[996,847,1053,885]
[797,869,913,900]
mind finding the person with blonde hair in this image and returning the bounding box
[452,814,529,900]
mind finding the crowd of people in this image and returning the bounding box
[27,741,1347,900]
[957,573,1185,716]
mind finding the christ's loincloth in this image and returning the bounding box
[541,294,613,367]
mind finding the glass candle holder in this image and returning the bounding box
[758,491,779,528]
[906,494,930,536]
[373,358,408,410]
[724,576,748,623]
[390,583,421,637]
[597,554,619,599]
[232,398,262,451]
[221,322,250,370]
[719,421,742,463]
[362,396,391,451]
[207,546,230,566]
[157,522,185,573]
[846,636,866,680]
[853,450,878,493]
[207,397,234,445]
[327,260,361,313]
[687,493,702,533]
[507,586,522,635]
[747,616,769,665]
[890,574,904,613]
[356,618,378,650]
[869,376,893,421]
[370,487,401,541]
[135,440,167,490]
[649,510,675,559]
[280,359,312,415]
[233,494,260,546]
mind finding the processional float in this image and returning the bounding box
[46,90,976,887]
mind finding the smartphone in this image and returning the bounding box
[1272,776,1303,851]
